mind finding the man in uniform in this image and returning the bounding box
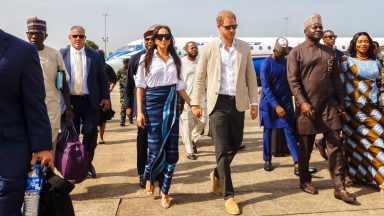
[287,14,356,204]
[124,24,158,188]
[117,58,129,126]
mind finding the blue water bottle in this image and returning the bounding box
[22,163,43,216]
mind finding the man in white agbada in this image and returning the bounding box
[180,41,207,160]
[26,17,73,153]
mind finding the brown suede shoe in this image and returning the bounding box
[300,182,319,195]
[225,198,240,215]
[210,171,222,196]
[334,189,357,204]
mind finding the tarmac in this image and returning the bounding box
[71,89,384,216]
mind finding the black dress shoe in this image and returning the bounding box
[139,175,145,188]
[88,164,97,178]
[294,166,317,176]
[309,166,318,174]
[294,167,299,176]
[300,182,319,194]
[192,141,198,154]
[187,154,197,160]
[264,161,273,171]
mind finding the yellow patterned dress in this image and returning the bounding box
[340,55,384,190]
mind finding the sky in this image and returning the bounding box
[1,0,383,54]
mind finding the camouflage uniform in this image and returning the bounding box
[116,67,127,124]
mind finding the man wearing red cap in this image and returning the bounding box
[124,24,158,188]
[26,17,73,153]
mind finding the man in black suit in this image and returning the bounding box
[0,29,54,216]
[124,24,157,188]
[61,26,110,178]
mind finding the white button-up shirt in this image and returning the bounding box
[135,50,186,90]
[69,46,88,95]
[218,37,237,96]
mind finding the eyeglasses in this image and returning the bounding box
[71,35,85,39]
[26,31,44,36]
[324,35,337,40]
[155,34,172,40]
[222,24,238,30]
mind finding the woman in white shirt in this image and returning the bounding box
[135,25,190,209]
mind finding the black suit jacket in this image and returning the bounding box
[0,29,52,177]
[124,49,146,108]
[60,47,110,110]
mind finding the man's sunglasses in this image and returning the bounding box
[155,34,172,40]
[26,31,44,36]
[324,35,337,40]
[144,37,152,42]
[222,24,238,30]
[71,35,86,39]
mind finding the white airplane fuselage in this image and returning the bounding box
[106,37,384,82]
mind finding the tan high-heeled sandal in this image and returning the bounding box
[161,192,172,209]
[146,180,154,195]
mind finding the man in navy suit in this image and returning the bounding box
[0,29,54,216]
[60,26,110,178]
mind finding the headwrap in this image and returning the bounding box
[274,37,289,54]
[27,17,47,31]
[304,14,322,29]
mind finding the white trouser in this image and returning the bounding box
[180,107,207,154]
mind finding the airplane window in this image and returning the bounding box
[259,46,263,50]
[250,46,254,50]
[268,46,271,50]
[342,46,346,49]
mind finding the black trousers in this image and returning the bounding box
[298,130,345,190]
[71,96,99,166]
[137,126,148,176]
[210,95,245,200]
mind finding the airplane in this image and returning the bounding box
[106,36,384,83]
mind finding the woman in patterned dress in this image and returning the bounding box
[341,32,384,191]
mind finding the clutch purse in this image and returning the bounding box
[379,91,384,108]
[56,70,64,90]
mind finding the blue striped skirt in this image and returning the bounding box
[143,84,179,194]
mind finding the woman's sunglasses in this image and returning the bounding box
[155,34,172,40]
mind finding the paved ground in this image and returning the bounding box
[71,89,384,216]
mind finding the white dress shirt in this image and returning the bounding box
[218,37,237,96]
[135,50,186,90]
[69,46,88,95]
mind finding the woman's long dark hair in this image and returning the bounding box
[142,25,181,79]
[347,32,376,60]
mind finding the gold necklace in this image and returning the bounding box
[356,53,368,60]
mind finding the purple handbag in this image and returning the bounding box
[55,124,89,182]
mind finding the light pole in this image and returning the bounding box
[282,17,289,37]
[102,13,109,56]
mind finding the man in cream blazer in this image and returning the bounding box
[191,10,258,215]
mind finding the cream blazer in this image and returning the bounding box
[191,38,258,115]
